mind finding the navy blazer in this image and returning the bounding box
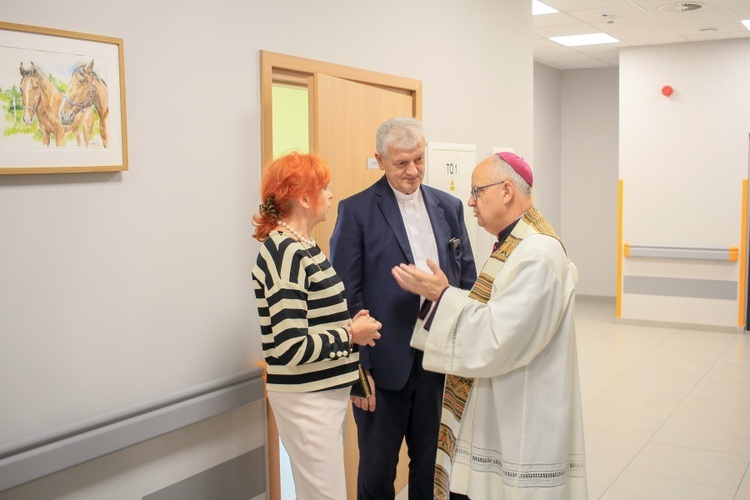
[330,176,476,391]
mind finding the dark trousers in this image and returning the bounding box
[354,351,444,499]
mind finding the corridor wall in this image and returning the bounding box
[619,39,750,329]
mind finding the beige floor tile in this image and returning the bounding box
[740,466,750,492]
[672,394,750,426]
[395,484,408,500]
[604,370,697,401]
[690,375,750,404]
[600,472,736,500]
[583,401,668,442]
[703,361,750,386]
[577,298,750,499]
[626,442,750,488]
[580,384,607,404]
[585,466,621,500]
[585,432,646,472]
[579,362,631,388]
[652,416,750,456]
[628,355,709,384]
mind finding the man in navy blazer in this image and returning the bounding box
[330,117,476,499]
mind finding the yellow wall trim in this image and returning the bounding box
[617,180,623,318]
[738,180,747,327]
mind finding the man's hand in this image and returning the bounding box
[391,259,449,302]
[351,370,376,412]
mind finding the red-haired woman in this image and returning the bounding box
[252,152,381,499]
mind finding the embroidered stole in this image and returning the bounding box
[434,207,563,499]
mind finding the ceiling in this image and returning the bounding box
[534,0,750,70]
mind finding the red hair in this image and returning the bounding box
[252,152,331,241]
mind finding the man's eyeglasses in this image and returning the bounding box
[470,180,506,201]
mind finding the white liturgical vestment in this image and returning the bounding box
[411,207,587,500]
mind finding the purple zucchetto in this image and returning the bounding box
[496,152,533,187]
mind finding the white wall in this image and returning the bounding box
[533,65,620,298]
[561,68,620,297]
[533,62,562,232]
[619,39,750,327]
[0,0,534,496]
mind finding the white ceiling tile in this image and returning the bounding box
[608,27,684,41]
[535,46,586,58]
[685,30,750,41]
[533,12,582,28]
[634,0,725,11]
[535,40,579,52]
[559,58,615,69]
[540,51,610,63]
[535,24,607,37]
[727,6,750,19]
[718,0,750,8]
[624,36,690,46]
[653,10,738,26]
[573,44,621,57]
[672,21,749,36]
[544,0,628,9]
[564,4,654,23]
[534,37,568,49]
[532,0,750,70]
[588,17,667,32]
[534,58,568,70]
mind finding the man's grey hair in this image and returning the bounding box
[376,117,426,158]
[492,154,532,197]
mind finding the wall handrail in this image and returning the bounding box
[623,244,738,262]
[0,368,265,492]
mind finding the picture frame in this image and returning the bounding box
[0,22,127,174]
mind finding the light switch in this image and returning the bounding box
[366,158,379,170]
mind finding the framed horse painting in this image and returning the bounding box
[0,22,127,174]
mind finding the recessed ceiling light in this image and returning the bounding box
[742,19,750,31]
[549,33,620,47]
[533,0,559,15]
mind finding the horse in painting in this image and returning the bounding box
[19,62,94,147]
[59,60,109,148]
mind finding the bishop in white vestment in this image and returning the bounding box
[392,152,587,500]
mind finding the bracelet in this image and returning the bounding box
[344,324,353,351]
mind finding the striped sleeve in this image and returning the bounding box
[253,235,352,367]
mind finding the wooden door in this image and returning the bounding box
[312,73,414,498]
[260,51,422,500]
[311,73,412,255]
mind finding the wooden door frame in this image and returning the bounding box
[259,50,422,500]
[260,50,422,167]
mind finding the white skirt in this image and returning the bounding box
[268,387,350,500]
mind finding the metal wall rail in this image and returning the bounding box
[624,244,738,261]
[0,368,265,492]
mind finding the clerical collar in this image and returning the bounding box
[391,183,420,202]
[493,213,525,251]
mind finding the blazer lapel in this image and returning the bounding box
[375,177,414,264]
[422,186,450,271]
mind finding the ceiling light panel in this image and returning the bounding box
[533,1,559,15]
[549,33,620,46]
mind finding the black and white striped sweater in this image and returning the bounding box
[253,231,358,392]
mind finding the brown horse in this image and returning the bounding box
[19,62,94,147]
[59,60,109,148]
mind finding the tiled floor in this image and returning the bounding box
[397,296,750,499]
